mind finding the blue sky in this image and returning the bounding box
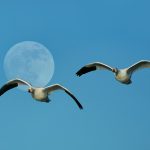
[0,0,150,149]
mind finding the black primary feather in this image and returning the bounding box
[0,83,18,96]
[76,66,96,76]
[65,90,83,109]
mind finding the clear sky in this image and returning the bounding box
[0,0,150,150]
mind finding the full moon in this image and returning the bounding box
[4,41,55,88]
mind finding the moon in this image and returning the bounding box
[4,41,55,89]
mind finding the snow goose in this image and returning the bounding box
[76,60,150,84]
[0,78,83,109]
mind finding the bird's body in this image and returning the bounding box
[30,88,49,102]
[115,69,131,84]
[76,60,150,84]
[0,79,83,109]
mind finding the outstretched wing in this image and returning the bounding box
[45,84,83,109]
[127,60,150,74]
[76,62,114,76]
[0,78,32,96]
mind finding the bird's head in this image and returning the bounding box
[28,88,33,93]
[112,68,119,74]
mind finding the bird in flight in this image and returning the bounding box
[76,60,150,84]
[0,78,83,109]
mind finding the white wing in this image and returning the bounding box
[127,60,150,74]
[45,84,83,109]
[0,78,32,96]
[76,62,114,76]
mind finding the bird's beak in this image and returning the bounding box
[28,89,31,93]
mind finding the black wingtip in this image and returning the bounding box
[76,102,83,110]
[76,72,81,77]
[76,71,82,77]
[76,66,96,77]
[79,104,83,110]
[0,83,18,96]
[76,67,88,77]
[65,90,83,110]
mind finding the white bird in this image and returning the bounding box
[0,78,83,109]
[76,60,150,84]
